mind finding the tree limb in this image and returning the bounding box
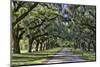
[13,3,38,27]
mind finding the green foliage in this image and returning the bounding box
[11,1,96,65]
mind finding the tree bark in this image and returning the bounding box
[88,42,91,51]
[13,30,20,54]
[92,43,96,52]
[35,42,39,51]
[28,39,33,53]
[40,43,43,51]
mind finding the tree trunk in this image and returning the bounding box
[40,43,43,51]
[35,42,39,51]
[28,39,33,53]
[93,43,96,52]
[81,42,86,51]
[13,41,20,54]
[43,43,46,50]
[46,43,48,50]
[12,29,20,54]
[88,43,91,51]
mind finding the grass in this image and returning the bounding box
[12,47,63,66]
[67,48,96,61]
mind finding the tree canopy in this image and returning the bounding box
[11,1,96,54]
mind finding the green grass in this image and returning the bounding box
[12,47,63,66]
[68,48,96,61]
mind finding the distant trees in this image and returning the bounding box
[65,5,96,52]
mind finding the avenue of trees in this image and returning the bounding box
[11,1,96,54]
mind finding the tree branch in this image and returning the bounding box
[13,3,38,27]
[13,1,25,12]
